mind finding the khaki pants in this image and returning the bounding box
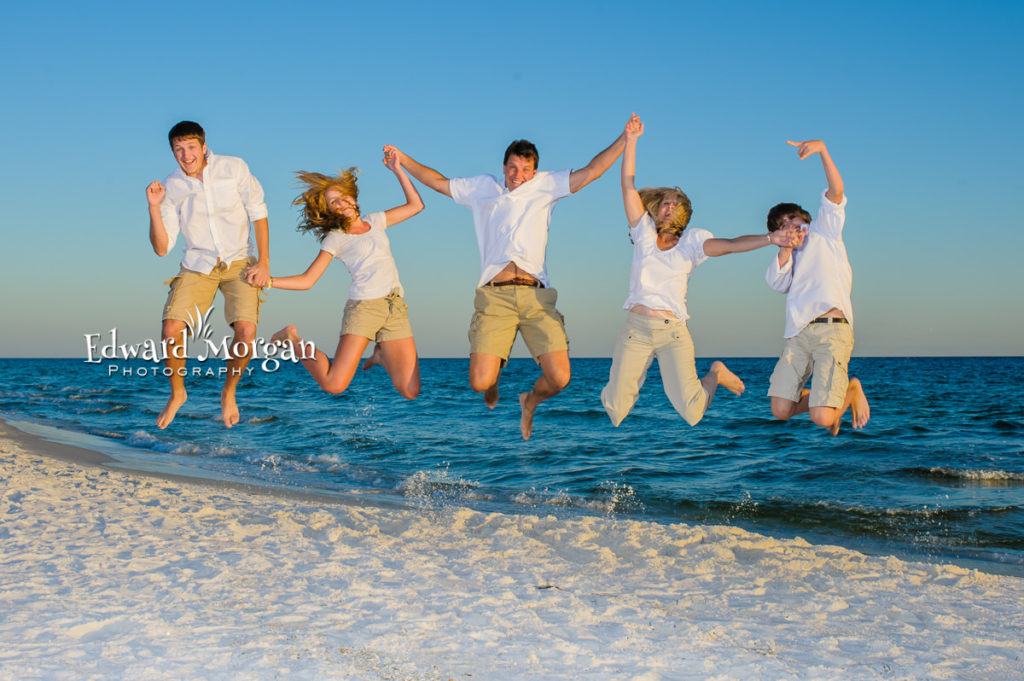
[601,313,708,427]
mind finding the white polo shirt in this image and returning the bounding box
[450,169,572,288]
[160,152,268,275]
[320,212,402,300]
[623,214,712,320]
[766,190,853,338]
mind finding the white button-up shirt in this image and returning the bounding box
[160,152,268,274]
[766,190,853,338]
[450,169,572,288]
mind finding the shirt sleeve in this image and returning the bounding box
[809,189,846,241]
[364,212,386,231]
[237,162,268,222]
[449,175,492,207]
[159,199,180,251]
[545,169,572,199]
[766,254,793,293]
[319,231,342,257]
[629,212,657,245]
[683,228,713,266]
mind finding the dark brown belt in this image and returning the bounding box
[487,278,543,288]
[810,317,848,324]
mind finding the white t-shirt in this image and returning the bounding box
[765,190,852,338]
[161,152,268,274]
[449,169,572,288]
[622,214,712,321]
[319,212,402,300]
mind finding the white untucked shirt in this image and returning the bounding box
[623,214,712,321]
[320,212,403,300]
[766,190,853,338]
[160,152,268,275]
[450,169,572,288]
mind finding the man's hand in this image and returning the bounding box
[244,261,270,288]
[382,145,401,172]
[146,181,165,206]
[773,225,807,249]
[624,113,644,141]
[787,139,827,160]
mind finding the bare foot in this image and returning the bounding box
[271,325,301,346]
[710,360,745,396]
[519,392,536,441]
[849,378,870,429]
[221,387,240,429]
[362,344,382,371]
[157,390,187,430]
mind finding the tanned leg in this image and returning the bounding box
[469,353,504,410]
[519,350,570,441]
[221,321,256,428]
[157,320,188,430]
[272,326,370,395]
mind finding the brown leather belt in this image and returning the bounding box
[810,317,848,324]
[487,278,543,288]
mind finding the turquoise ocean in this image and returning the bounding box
[1,356,1022,577]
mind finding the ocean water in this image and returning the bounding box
[1,356,1022,576]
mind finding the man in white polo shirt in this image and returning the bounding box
[145,121,271,430]
[765,139,870,435]
[388,128,625,439]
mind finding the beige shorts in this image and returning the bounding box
[768,323,854,408]
[468,285,568,362]
[163,257,261,327]
[600,313,708,427]
[341,292,413,342]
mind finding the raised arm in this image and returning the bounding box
[620,114,646,227]
[381,146,425,227]
[146,181,172,256]
[787,139,843,204]
[569,125,627,194]
[385,145,452,198]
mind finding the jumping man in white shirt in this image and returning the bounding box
[387,128,626,440]
[146,121,271,430]
[765,139,870,435]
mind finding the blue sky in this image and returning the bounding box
[1,1,1021,358]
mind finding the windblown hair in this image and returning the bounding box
[168,120,205,147]
[766,202,811,232]
[503,139,539,167]
[293,168,360,240]
[639,186,692,236]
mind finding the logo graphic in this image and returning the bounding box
[84,306,315,376]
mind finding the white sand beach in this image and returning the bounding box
[1,421,1022,681]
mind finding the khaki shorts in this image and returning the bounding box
[469,285,568,362]
[768,323,854,409]
[163,257,261,327]
[601,313,708,427]
[341,292,413,342]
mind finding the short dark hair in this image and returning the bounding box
[168,121,206,147]
[766,202,811,232]
[503,139,539,167]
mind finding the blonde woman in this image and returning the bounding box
[601,115,797,426]
[250,147,423,399]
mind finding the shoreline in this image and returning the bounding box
[3,418,1024,679]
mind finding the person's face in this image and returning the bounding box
[325,187,358,219]
[657,194,683,227]
[503,154,537,191]
[171,138,208,179]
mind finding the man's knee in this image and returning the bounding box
[543,364,571,392]
[809,407,837,429]
[232,321,257,342]
[162,319,187,341]
[770,398,796,421]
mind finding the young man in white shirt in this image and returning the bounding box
[765,139,870,435]
[146,121,271,430]
[387,129,625,440]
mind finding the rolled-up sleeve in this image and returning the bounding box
[766,256,793,293]
[160,199,180,251]
[236,161,268,222]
